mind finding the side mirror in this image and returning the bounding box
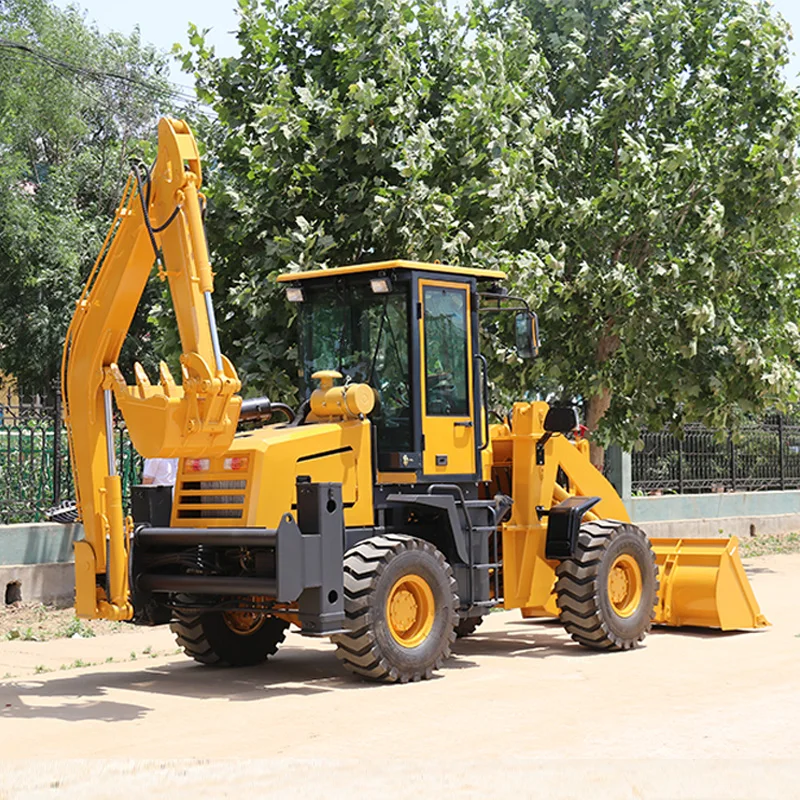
[515,311,539,359]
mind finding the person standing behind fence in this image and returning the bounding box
[142,457,179,488]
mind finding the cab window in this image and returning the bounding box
[423,286,469,416]
[301,282,412,454]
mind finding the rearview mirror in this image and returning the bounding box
[515,311,539,359]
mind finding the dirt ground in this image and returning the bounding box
[0,603,125,644]
[0,552,798,798]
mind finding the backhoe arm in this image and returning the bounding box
[62,118,242,620]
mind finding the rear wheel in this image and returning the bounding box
[555,520,658,650]
[171,608,289,666]
[332,534,458,683]
[455,615,484,638]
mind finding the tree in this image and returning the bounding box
[0,0,171,401]
[503,0,800,466]
[186,0,800,468]
[179,0,557,401]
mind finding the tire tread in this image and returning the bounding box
[332,534,458,683]
[555,520,659,651]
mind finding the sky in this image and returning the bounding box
[52,0,800,88]
[51,0,241,91]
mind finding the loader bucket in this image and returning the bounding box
[650,537,769,630]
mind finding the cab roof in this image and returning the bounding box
[276,259,506,283]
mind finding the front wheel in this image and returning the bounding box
[332,534,458,683]
[555,520,658,650]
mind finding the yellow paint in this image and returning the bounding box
[497,401,630,612]
[520,593,560,619]
[552,482,598,521]
[309,371,375,420]
[418,279,476,476]
[173,419,374,530]
[62,115,767,636]
[104,474,129,608]
[63,118,241,620]
[607,554,643,618]
[73,541,99,619]
[222,610,268,635]
[277,259,505,282]
[491,401,767,632]
[651,537,769,629]
[386,573,435,648]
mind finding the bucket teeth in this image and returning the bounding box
[133,362,151,398]
[159,361,178,397]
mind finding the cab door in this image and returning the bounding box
[418,279,476,477]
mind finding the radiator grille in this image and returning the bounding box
[175,475,250,522]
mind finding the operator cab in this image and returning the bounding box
[278,260,512,483]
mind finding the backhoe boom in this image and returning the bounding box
[62,118,241,620]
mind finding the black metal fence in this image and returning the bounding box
[4,399,800,521]
[632,416,800,494]
[0,400,142,524]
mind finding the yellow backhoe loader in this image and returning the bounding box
[62,118,767,683]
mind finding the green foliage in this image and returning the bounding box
[185,0,800,447]
[60,616,96,638]
[740,532,800,557]
[5,626,39,641]
[512,0,800,448]
[0,0,171,400]
[180,0,555,401]
[0,413,141,524]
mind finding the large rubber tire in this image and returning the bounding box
[555,520,658,651]
[171,609,289,667]
[455,616,484,638]
[332,534,458,683]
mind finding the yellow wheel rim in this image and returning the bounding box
[386,573,435,648]
[607,554,643,618]
[223,610,266,636]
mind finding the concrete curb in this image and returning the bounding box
[634,513,800,539]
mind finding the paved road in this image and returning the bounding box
[1,553,799,798]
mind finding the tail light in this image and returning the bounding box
[223,456,249,472]
[185,458,210,473]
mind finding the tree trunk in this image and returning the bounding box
[586,387,611,472]
[586,327,620,473]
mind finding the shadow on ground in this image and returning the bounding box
[0,621,605,722]
[1,615,762,724]
[743,565,778,575]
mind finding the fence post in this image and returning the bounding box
[729,432,736,492]
[53,390,62,506]
[605,445,632,501]
[677,437,684,494]
[779,415,785,491]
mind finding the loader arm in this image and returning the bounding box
[494,402,767,631]
[62,118,241,620]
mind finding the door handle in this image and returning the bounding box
[454,420,473,428]
[476,353,489,451]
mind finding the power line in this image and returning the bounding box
[0,37,178,95]
[0,48,103,106]
[0,37,217,115]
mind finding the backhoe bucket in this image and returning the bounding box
[650,537,769,630]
